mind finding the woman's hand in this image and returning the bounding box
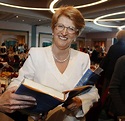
[0,83,2,95]
[66,97,82,112]
[0,86,36,113]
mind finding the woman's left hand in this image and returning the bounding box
[66,97,82,112]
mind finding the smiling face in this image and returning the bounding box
[52,15,78,50]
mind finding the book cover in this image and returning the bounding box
[62,67,103,107]
[16,84,62,115]
[15,79,91,115]
[76,66,103,87]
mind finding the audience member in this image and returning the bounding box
[0,42,7,59]
[90,45,101,65]
[13,43,18,53]
[9,55,21,72]
[18,44,25,53]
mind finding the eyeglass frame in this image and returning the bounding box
[54,23,79,34]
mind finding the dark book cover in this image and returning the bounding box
[16,84,62,115]
[76,67,103,87]
[63,67,103,107]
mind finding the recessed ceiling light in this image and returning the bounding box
[49,0,108,13]
[93,11,125,29]
[119,25,125,30]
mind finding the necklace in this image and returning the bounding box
[52,46,70,63]
[52,53,70,63]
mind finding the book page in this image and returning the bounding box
[22,79,65,101]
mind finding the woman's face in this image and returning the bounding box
[53,15,78,50]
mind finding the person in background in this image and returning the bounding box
[0,42,7,60]
[0,83,36,121]
[13,43,18,54]
[90,45,101,65]
[99,30,125,96]
[8,6,99,121]
[109,55,125,120]
[9,54,21,72]
[97,30,125,120]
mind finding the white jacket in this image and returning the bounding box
[9,46,99,121]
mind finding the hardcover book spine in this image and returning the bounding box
[75,69,100,95]
[76,69,93,87]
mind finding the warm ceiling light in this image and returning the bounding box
[75,0,108,9]
[94,11,125,29]
[49,0,108,13]
[85,18,125,22]
[119,25,125,30]
[49,0,59,13]
[98,18,125,22]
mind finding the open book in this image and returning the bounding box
[15,79,92,115]
[15,67,103,115]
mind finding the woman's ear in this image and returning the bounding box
[78,28,84,36]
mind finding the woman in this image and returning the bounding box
[8,6,99,121]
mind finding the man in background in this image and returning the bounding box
[98,30,125,120]
[100,30,125,95]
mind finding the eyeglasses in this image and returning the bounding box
[55,23,78,34]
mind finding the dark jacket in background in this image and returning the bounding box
[100,40,125,94]
[109,55,125,116]
[90,49,100,64]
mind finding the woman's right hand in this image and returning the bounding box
[0,86,36,113]
[0,83,2,95]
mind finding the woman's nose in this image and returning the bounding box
[61,27,68,35]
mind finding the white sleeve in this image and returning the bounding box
[75,86,100,118]
[8,48,35,88]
